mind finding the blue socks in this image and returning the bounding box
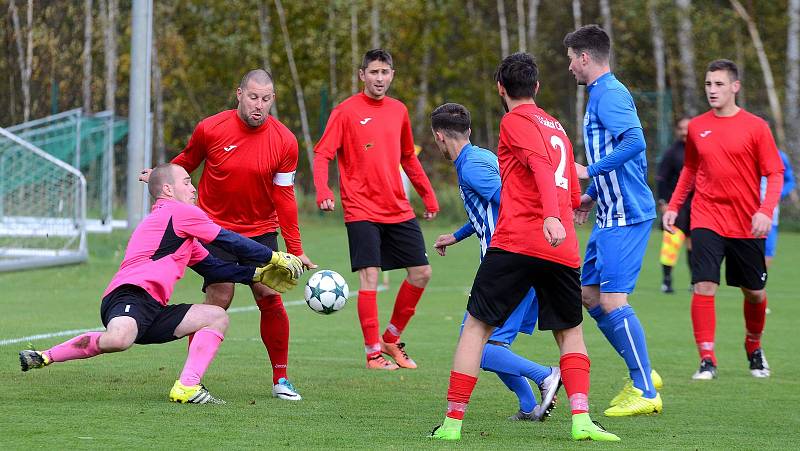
[590,304,655,398]
[481,343,552,384]
[480,343,554,412]
[496,372,536,412]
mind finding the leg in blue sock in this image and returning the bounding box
[606,305,655,398]
[481,343,551,385]
[495,372,537,413]
[588,305,625,357]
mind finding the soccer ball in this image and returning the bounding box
[304,270,349,314]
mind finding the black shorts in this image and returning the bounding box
[100,284,192,345]
[467,248,583,331]
[202,231,279,289]
[345,219,429,272]
[690,228,767,290]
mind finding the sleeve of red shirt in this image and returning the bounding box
[171,121,207,173]
[567,140,581,210]
[501,115,560,219]
[271,133,304,255]
[399,112,439,212]
[667,127,698,213]
[313,109,343,204]
[756,123,785,218]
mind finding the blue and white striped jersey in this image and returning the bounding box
[452,143,501,259]
[584,72,656,228]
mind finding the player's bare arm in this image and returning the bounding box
[434,233,457,256]
[662,210,678,234]
[574,194,595,225]
[139,168,153,183]
[543,216,566,247]
[574,162,589,180]
[751,212,771,238]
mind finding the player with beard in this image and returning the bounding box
[141,70,314,401]
[314,49,439,370]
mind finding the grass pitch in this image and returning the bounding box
[1,218,799,449]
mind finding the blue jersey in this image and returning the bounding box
[452,142,537,343]
[584,72,656,228]
[452,143,502,259]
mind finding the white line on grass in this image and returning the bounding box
[0,284,469,347]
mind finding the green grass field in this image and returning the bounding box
[1,218,799,449]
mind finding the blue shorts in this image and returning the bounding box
[582,219,653,293]
[461,288,537,345]
[765,225,779,257]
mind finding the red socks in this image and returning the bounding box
[744,297,767,355]
[446,371,478,420]
[357,290,380,358]
[691,293,717,364]
[382,280,425,344]
[560,353,590,414]
[256,294,289,384]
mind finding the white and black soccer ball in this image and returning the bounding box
[304,270,349,314]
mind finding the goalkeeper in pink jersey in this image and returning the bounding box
[18,164,304,404]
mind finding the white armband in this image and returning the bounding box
[273,171,296,186]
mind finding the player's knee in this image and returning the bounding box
[206,305,230,333]
[359,268,380,289]
[408,265,432,286]
[742,288,766,304]
[205,284,235,309]
[694,281,717,296]
[100,333,135,352]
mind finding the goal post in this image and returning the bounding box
[0,127,88,272]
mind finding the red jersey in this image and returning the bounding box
[668,109,784,238]
[491,104,582,267]
[313,93,438,223]
[172,110,303,254]
[104,199,220,306]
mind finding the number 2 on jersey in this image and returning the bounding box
[550,135,568,190]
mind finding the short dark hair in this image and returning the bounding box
[148,163,178,198]
[495,52,538,100]
[360,49,393,70]
[239,69,273,89]
[563,24,611,63]
[707,59,739,81]
[431,103,471,138]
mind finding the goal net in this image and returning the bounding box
[0,127,87,272]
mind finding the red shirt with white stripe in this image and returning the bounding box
[668,109,784,238]
[491,104,582,268]
[313,93,438,223]
[172,110,303,254]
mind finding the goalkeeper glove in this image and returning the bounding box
[253,264,297,293]
[268,251,305,280]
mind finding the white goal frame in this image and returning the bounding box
[0,127,87,272]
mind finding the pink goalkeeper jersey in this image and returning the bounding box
[103,199,222,306]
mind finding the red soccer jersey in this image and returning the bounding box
[313,93,438,223]
[668,109,784,238]
[491,104,582,267]
[172,110,303,255]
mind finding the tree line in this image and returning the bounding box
[3,0,799,221]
